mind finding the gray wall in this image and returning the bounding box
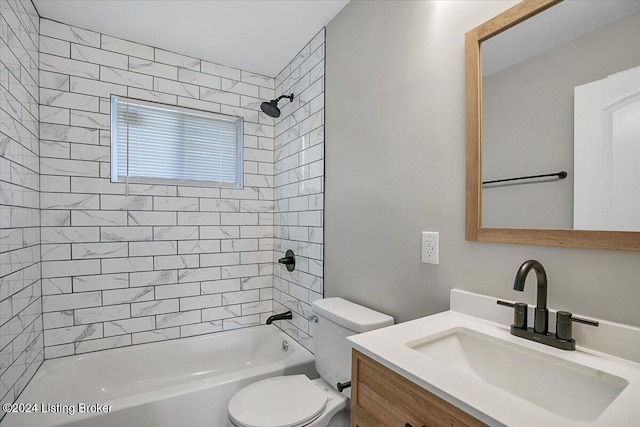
[325,1,640,326]
[483,13,640,229]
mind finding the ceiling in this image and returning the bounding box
[33,0,349,78]
[483,0,640,76]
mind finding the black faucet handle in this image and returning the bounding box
[497,300,528,330]
[570,315,599,327]
[555,311,600,340]
[514,302,528,329]
[497,300,515,308]
[556,311,573,340]
[278,250,295,272]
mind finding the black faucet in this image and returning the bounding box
[513,259,548,334]
[266,311,292,325]
[499,260,598,351]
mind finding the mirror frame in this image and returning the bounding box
[465,0,640,251]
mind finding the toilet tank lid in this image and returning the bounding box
[312,298,394,333]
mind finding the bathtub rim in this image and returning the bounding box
[4,324,316,427]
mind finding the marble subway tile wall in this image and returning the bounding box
[38,19,278,358]
[273,29,325,352]
[0,0,43,408]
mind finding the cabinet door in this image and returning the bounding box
[351,350,487,427]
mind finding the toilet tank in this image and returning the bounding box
[311,298,394,397]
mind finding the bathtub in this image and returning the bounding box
[2,325,316,427]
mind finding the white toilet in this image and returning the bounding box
[227,298,394,427]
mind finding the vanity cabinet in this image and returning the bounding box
[350,350,487,427]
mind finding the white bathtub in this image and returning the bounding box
[2,325,316,427]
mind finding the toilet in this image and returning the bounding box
[227,297,394,427]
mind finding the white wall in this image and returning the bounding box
[273,29,325,353]
[0,0,43,409]
[325,1,640,327]
[36,17,325,359]
[38,18,278,359]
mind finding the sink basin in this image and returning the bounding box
[349,306,640,427]
[406,327,628,422]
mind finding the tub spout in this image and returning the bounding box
[266,311,293,325]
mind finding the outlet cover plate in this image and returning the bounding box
[422,231,439,265]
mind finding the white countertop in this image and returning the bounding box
[348,310,640,427]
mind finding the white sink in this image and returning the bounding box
[348,310,640,427]
[406,327,628,422]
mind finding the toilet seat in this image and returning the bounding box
[228,375,328,427]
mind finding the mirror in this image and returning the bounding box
[466,0,640,251]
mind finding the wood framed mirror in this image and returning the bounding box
[465,0,640,251]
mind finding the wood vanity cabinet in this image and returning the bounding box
[350,350,487,427]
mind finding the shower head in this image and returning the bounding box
[260,99,280,118]
[260,93,294,118]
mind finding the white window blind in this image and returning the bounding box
[111,95,243,188]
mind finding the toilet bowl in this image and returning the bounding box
[227,376,348,427]
[227,298,393,427]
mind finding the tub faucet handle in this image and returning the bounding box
[278,250,296,272]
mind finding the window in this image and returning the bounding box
[110,96,243,188]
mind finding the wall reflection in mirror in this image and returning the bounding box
[481,0,640,231]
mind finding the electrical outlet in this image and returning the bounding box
[421,231,439,265]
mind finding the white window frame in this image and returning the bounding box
[110,95,244,189]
